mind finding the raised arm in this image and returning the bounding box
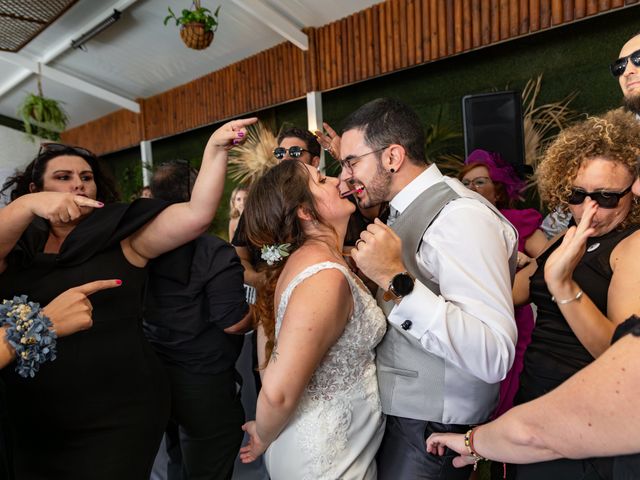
[427,331,640,465]
[544,201,640,357]
[127,117,257,262]
[0,193,103,274]
[239,267,352,462]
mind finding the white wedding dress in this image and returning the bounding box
[264,261,387,480]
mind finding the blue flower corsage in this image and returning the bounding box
[1,295,57,378]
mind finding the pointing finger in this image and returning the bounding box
[232,117,258,129]
[73,279,123,296]
[74,196,104,209]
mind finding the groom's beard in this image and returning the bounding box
[623,93,640,116]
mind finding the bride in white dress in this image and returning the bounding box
[239,160,386,479]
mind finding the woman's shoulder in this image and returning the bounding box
[58,199,171,265]
[278,250,349,293]
[612,228,640,259]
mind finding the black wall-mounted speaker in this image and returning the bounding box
[462,91,528,175]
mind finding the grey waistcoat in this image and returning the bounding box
[375,180,517,425]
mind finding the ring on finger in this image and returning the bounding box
[355,239,365,248]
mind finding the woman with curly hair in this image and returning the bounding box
[238,160,386,479]
[497,108,640,479]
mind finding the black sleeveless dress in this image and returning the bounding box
[0,200,171,480]
[514,224,640,480]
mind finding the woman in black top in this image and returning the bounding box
[511,109,640,479]
[0,117,255,480]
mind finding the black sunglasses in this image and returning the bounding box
[38,142,96,159]
[567,185,633,209]
[610,48,640,77]
[273,146,309,160]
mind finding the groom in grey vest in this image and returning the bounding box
[339,98,518,479]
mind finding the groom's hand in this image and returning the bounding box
[351,219,406,289]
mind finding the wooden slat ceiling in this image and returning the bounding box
[0,0,79,52]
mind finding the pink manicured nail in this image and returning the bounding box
[96,201,104,207]
[237,132,244,138]
[115,279,122,285]
[232,139,239,145]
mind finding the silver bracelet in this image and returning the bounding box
[551,289,583,305]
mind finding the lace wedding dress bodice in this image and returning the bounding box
[265,261,387,480]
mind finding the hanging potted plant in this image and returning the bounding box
[164,1,221,50]
[18,72,68,141]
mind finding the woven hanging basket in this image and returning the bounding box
[180,22,214,50]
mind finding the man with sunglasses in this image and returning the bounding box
[273,127,321,166]
[613,32,640,115]
[339,98,518,480]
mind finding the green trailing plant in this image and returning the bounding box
[18,75,68,141]
[164,1,220,32]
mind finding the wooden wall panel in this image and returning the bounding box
[65,0,636,155]
[61,108,140,154]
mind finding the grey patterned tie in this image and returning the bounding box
[386,206,399,227]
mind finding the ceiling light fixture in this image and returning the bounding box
[71,9,121,50]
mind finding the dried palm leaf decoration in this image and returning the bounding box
[227,120,278,185]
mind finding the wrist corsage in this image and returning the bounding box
[261,243,291,266]
[1,295,57,378]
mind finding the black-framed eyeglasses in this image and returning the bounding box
[610,49,640,77]
[461,176,492,189]
[339,146,388,174]
[273,146,309,160]
[38,142,96,158]
[567,185,633,209]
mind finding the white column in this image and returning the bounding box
[140,140,153,187]
[306,91,324,171]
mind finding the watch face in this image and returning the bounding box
[392,273,414,296]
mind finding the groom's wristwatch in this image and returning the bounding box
[383,272,415,303]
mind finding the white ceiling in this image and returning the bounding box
[0,0,381,128]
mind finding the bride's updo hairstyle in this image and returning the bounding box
[244,160,332,363]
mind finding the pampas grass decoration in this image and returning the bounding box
[228,121,278,185]
[522,75,581,171]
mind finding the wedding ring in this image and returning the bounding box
[355,239,365,248]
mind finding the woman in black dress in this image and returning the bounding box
[0,117,255,480]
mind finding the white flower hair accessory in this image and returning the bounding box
[261,243,291,265]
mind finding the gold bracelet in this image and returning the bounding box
[551,289,583,305]
[464,427,486,471]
